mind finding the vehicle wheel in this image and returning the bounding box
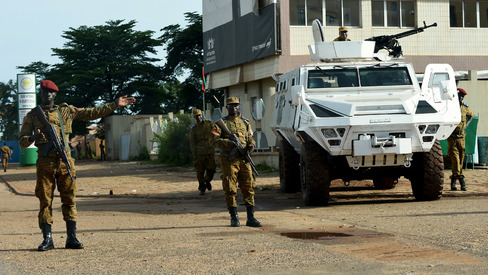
[409,140,444,201]
[279,139,300,193]
[300,140,330,206]
[373,177,396,190]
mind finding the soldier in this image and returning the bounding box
[448,88,473,191]
[19,80,135,251]
[0,142,12,172]
[189,109,216,195]
[333,26,351,41]
[211,97,262,227]
[99,142,105,161]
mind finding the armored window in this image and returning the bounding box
[372,0,415,28]
[359,67,413,86]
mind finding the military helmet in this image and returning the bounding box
[226,97,240,105]
[192,109,202,116]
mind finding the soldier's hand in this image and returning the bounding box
[116,95,136,107]
[247,144,255,152]
[29,129,46,142]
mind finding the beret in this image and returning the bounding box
[457,88,467,95]
[226,97,240,105]
[40,80,59,92]
[192,109,202,116]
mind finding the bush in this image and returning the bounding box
[153,114,193,166]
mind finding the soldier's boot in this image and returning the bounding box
[245,206,262,227]
[229,207,240,227]
[198,182,206,195]
[65,221,84,249]
[205,181,212,191]
[459,178,467,191]
[38,223,54,251]
[450,177,457,191]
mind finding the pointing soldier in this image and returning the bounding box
[211,97,262,227]
[448,88,473,191]
[189,109,216,195]
[19,80,136,251]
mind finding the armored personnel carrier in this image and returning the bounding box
[271,20,461,205]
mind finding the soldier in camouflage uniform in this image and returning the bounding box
[448,88,473,191]
[189,109,216,195]
[1,142,12,172]
[19,80,135,251]
[211,97,262,227]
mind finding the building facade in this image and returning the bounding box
[204,0,488,151]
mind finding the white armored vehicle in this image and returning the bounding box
[271,20,461,205]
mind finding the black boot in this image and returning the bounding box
[450,177,457,191]
[38,223,54,251]
[460,178,467,191]
[205,181,212,191]
[229,207,240,227]
[198,182,206,195]
[246,206,262,227]
[65,221,84,249]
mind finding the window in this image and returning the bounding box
[450,1,488,28]
[289,0,360,26]
[372,0,415,27]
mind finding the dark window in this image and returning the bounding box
[290,0,360,26]
[372,0,416,27]
[450,1,488,28]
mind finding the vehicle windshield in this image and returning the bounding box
[307,67,412,88]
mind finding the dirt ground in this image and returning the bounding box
[1,160,488,274]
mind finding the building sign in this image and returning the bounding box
[203,0,278,73]
[17,74,37,131]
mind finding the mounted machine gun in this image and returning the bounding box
[365,21,437,58]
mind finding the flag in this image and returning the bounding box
[202,68,206,93]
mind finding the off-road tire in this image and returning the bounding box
[300,140,330,206]
[279,139,301,193]
[373,177,396,190]
[409,140,444,201]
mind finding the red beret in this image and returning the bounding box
[40,80,59,92]
[457,88,467,95]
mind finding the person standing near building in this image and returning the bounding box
[0,142,12,172]
[333,26,351,41]
[448,88,473,191]
[99,142,105,161]
[211,97,262,227]
[19,80,135,251]
[189,109,216,195]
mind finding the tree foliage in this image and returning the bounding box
[153,114,193,166]
[0,80,19,140]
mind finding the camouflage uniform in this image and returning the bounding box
[19,102,117,228]
[1,145,11,171]
[211,115,256,209]
[448,103,473,181]
[190,118,216,192]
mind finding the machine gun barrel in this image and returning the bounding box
[365,21,437,57]
[32,106,75,181]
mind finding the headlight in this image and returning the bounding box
[322,128,338,138]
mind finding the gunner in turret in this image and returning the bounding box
[333,26,351,41]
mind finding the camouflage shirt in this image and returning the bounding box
[19,102,117,151]
[190,120,215,157]
[450,103,473,138]
[211,115,256,156]
[0,145,11,158]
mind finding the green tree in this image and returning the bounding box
[0,80,19,140]
[154,114,193,166]
[160,12,224,111]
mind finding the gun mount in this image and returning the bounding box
[365,21,437,58]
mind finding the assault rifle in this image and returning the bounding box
[211,98,259,176]
[32,105,75,181]
[365,21,437,58]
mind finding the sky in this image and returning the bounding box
[0,0,202,84]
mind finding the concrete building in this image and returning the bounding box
[203,0,488,158]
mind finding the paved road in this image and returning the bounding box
[0,161,487,274]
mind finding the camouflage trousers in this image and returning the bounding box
[35,150,77,228]
[220,156,255,209]
[194,154,216,190]
[2,156,8,169]
[448,136,465,179]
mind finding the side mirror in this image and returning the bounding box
[290,85,305,106]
